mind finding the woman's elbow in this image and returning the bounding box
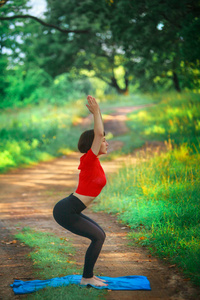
[94,131,104,137]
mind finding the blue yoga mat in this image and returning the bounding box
[10,275,151,294]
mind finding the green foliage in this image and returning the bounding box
[127,92,200,148]
[102,92,200,159]
[14,227,106,299]
[0,101,86,172]
[22,0,130,94]
[0,0,32,96]
[2,67,52,107]
[1,0,200,95]
[108,0,200,92]
[0,66,97,108]
[48,73,93,105]
[0,54,8,97]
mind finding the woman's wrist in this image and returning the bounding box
[93,109,100,116]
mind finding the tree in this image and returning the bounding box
[0,0,89,34]
[1,0,129,93]
[22,0,200,92]
[1,0,199,94]
[0,0,32,98]
[108,0,200,92]
[18,0,129,93]
[0,0,90,102]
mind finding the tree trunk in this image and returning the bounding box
[124,71,129,95]
[111,76,129,94]
[172,71,181,92]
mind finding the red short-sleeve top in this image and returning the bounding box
[75,148,107,197]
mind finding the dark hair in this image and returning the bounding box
[78,129,105,153]
[78,130,94,153]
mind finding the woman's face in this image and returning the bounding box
[98,137,109,155]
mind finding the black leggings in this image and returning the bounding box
[53,193,106,278]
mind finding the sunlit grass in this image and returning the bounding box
[99,92,159,107]
[0,100,86,172]
[92,142,200,285]
[127,92,200,148]
[103,92,200,160]
[14,227,106,299]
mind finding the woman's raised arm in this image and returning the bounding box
[86,95,104,155]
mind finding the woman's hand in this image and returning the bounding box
[86,95,99,114]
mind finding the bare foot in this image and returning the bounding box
[93,275,107,283]
[80,276,108,287]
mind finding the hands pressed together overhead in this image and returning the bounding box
[86,95,99,114]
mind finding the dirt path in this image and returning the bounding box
[0,105,199,300]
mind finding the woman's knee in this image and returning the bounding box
[91,229,106,243]
[98,230,106,243]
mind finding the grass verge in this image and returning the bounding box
[0,100,86,173]
[14,227,107,299]
[126,91,200,149]
[103,91,200,159]
[92,142,200,286]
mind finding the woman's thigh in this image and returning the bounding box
[65,213,105,242]
[79,213,106,238]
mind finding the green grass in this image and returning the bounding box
[99,93,160,160]
[0,100,86,173]
[99,92,160,108]
[127,91,200,149]
[14,227,107,299]
[103,91,199,159]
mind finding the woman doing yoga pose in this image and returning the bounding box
[53,95,109,287]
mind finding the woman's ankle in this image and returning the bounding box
[82,276,93,280]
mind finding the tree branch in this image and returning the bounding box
[0,0,8,8]
[0,14,90,34]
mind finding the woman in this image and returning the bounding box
[53,95,109,287]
